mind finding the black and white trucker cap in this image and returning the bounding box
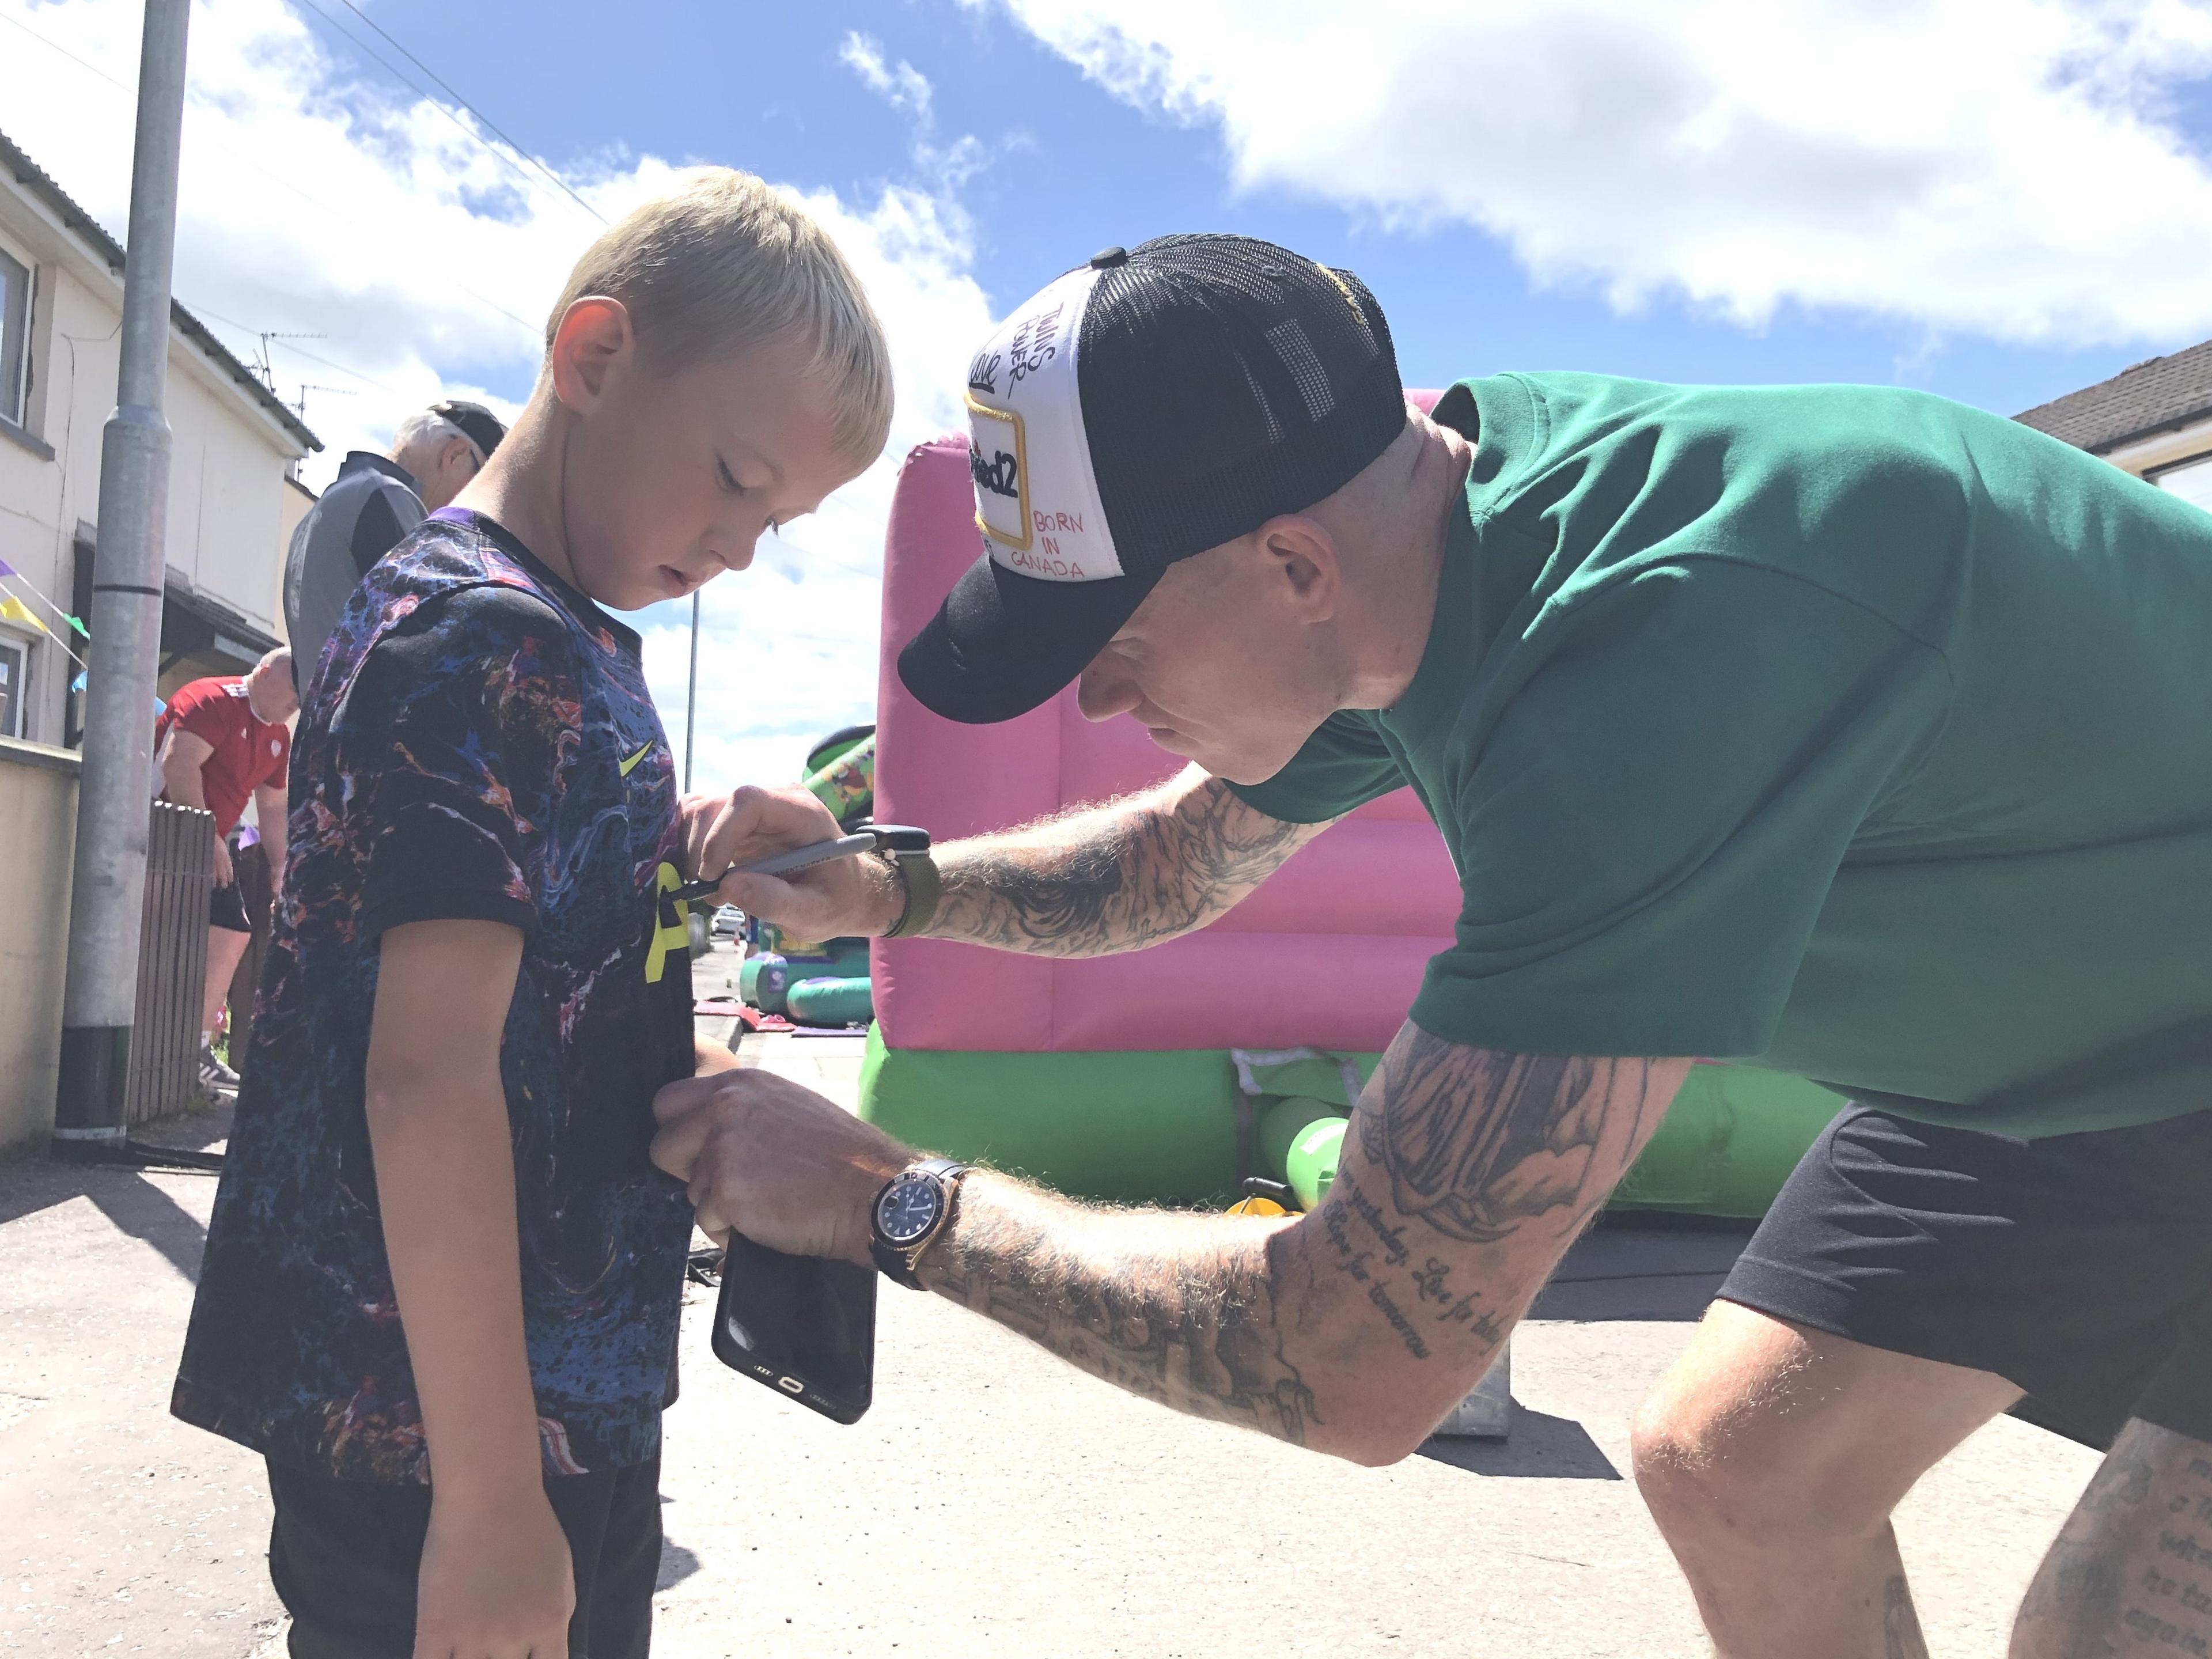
[896,234,1406,725]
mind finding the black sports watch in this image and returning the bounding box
[869,1157,971,1289]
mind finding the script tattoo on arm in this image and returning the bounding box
[912,1029,1682,1463]
[917,1191,1322,1445]
[1291,1028,1677,1406]
[923,769,1328,958]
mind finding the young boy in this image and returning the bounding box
[171,169,892,1658]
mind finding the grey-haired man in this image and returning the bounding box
[281,399,507,690]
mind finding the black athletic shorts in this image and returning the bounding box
[265,1453,661,1658]
[1720,1104,2212,1452]
[209,878,252,934]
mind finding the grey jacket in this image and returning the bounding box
[282,452,424,693]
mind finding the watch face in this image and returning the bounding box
[876,1173,942,1246]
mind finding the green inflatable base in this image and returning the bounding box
[857,1027,1845,1217]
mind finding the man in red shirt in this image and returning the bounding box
[154,648,297,1092]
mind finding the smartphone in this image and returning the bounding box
[710,1233,877,1424]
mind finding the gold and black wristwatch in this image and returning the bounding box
[869,1157,971,1289]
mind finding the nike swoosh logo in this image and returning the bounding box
[619,741,655,778]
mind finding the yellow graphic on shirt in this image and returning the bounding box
[619,741,655,778]
[645,862,691,984]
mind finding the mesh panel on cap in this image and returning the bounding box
[1266,319,1335,423]
[1074,234,1406,579]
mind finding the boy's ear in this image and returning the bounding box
[547,296,635,415]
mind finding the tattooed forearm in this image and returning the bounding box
[1358,1030,1674,1245]
[917,1180,1323,1445]
[911,1035,1687,1467]
[922,769,1327,957]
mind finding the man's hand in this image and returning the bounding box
[413,1483,574,1659]
[212,836,235,889]
[651,1069,912,1263]
[677,785,902,940]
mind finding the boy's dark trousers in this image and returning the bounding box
[265,1455,661,1658]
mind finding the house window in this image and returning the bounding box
[0,633,26,740]
[0,246,29,427]
[2152,452,2212,514]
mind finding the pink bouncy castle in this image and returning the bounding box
[858,405,1842,1210]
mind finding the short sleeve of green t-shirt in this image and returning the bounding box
[1228,711,1406,824]
[1413,560,1952,1059]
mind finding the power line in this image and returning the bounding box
[168,301,397,394]
[262,335,399,393]
[0,8,120,88]
[289,0,604,228]
[327,0,606,225]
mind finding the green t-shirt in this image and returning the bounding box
[1232,372,2212,1138]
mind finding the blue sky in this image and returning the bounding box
[6,0,2212,787]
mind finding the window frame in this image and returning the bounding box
[0,629,30,741]
[0,243,30,430]
[2146,449,2212,513]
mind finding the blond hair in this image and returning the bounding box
[547,168,893,464]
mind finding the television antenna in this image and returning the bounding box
[248,331,328,391]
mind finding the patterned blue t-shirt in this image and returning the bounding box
[172,509,698,1483]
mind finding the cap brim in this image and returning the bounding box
[897,548,1161,725]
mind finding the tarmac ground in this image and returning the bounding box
[0,942,2101,1656]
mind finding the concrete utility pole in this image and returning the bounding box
[52,0,193,1156]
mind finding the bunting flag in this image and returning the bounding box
[0,569,91,669]
[0,596,50,634]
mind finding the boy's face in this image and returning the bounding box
[556,319,864,612]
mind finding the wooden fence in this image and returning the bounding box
[124,800,212,1124]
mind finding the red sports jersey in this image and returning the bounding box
[154,677,290,836]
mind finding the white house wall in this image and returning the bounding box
[0,187,305,745]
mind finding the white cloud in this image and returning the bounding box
[841,31,934,124]
[0,0,996,793]
[840,26,990,194]
[979,0,2212,344]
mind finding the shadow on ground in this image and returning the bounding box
[1421,1404,1623,1479]
[658,1539,703,1591]
[0,1100,230,1283]
[84,1177,211,1283]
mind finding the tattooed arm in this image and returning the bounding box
[681,763,1328,959]
[651,1024,1691,1464]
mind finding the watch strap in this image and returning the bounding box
[882,848,942,939]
